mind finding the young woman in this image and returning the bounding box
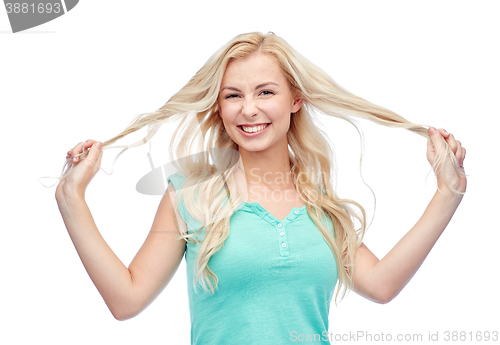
[55,32,466,344]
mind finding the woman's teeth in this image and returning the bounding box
[240,123,269,133]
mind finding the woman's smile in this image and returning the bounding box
[237,123,272,136]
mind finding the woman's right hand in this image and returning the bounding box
[56,139,104,201]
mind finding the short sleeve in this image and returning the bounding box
[166,172,189,228]
[166,172,203,235]
[166,172,187,192]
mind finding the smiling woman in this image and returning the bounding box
[219,53,302,155]
[50,32,466,345]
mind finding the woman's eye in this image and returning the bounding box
[225,94,239,99]
[260,90,274,96]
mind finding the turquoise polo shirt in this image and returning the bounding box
[167,173,338,344]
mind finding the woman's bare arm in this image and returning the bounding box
[352,191,462,304]
[56,182,186,320]
[126,182,187,320]
[352,127,466,303]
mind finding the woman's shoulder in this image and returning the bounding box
[166,172,188,190]
[166,166,216,191]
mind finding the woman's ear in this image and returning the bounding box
[214,100,220,116]
[291,90,303,113]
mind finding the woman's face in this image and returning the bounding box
[218,53,302,154]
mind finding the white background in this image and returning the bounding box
[1,1,499,344]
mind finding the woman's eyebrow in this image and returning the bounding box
[255,82,278,90]
[221,82,279,92]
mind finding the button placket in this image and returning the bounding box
[241,202,305,257]
[277,207,302,257]
[278,222,290,257]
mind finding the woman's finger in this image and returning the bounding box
[442,131,458,155]
[455,140,464,166]
[428,127,446,157]
[459,145,466,167]
[86,141,102,163]
[439,128,450,138]
[70,142,85,163]
[69,139,98,163]
[95,143,104,167]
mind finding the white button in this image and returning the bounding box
[277,223,283,228]
[279,232,285,236]
[281,243,287,248]
[294,210,299,214]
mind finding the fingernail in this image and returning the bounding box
[429,127,436,135]
[97,142,102,149]
[443,130,448,135]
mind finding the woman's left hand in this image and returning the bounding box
[426,127,467,197]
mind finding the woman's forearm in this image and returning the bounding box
[56,193,135,320]
[373,190,463,302]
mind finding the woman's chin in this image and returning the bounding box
[237,144,269,153]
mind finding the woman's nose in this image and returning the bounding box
[241,98,258,117]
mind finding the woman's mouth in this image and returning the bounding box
[237,123,271,135]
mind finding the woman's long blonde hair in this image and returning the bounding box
[46,32,464,305]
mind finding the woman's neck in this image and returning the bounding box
[236,144,294,190]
